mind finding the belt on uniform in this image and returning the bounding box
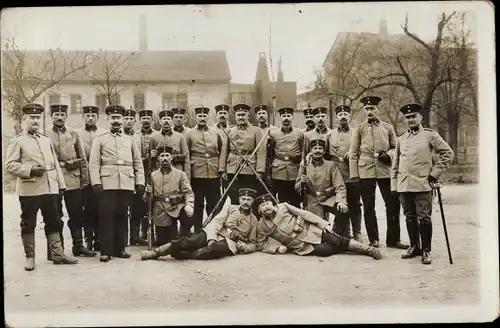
[153,195,184,205]
[191,152,219,159]
[101,160,133,166]
[42,165,56,171]
[274,154,301,163]
[230,150,251,156]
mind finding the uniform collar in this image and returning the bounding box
[110,130,122,136]
[237,123,248,130]
[367,118,380,126]
[238,206,252,215]
[26,130,40,138]
[161,129,173,136]
[315,126,328,134]
[85,124,97,132]
[197,125,209,132]
[140,127,153,135]
[160,166,172,174]
[311,158,324,167]
[337,125,350,133]
[305,125,315,132]
[52,125,67,133]
[216,122,227,129]
[123,128,134,136]
[173,126,185,133]
[281,125,293,134]
[259,123,268,129]
[408,125,423,135]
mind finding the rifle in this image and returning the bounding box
[145,151,153,250]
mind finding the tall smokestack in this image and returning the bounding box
[139,13,148,52]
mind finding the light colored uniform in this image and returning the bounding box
[269,127,304,181]
[150,130,190,181]
[77,126,107,161]
[225,124,267,176]
[186,126,227,179]
[326,126,353,182]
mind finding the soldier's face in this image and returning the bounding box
[235,111,249,124]
[364,106,379,119]
[23,114,42,133]
[256,110,268,123]
[52,112,67,127]
[314,113,328,127]
[196,113,208,126]
[311,145,325,158]
[160,116,173,129]
[140,116,152,128]
[216,111,228,123]
[405,113,422,128]
[108,114,123,130]
[258,200,274,216]
[238,196,254,210]
[304,114,315,125]
[123,116,135,129]
[83,113,98,126]
[336,112,350,125]
[173,114,184,127]
[280,113,293,126]
[158,152,172,166]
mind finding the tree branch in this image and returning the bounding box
[401,13,432,53]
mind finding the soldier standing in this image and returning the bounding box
[268,107,303,207]
[303,107,332,160]
[172,107,191,137]
[349,95,409,249]
[392,104,454,264]
[6,103,78,270]
[78,105,107,252]
[122,108,136,246]
[225,104,267,204]
[325,105,363,242]
[150,109,191,182]
[254,104,277,194]
[302,108,316,133]
[46,104,96,257]
[186,106,227,233]
[89,105,145,262]
[212,104,232,193]
[143,146,195,245]
[131,109,157,246]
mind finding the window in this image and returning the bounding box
[134,93,145,110]
[176,93,188,108]
[95,93,107,110]
[70,94,82,113]
[48,93,61,106]
[162,93,175,110]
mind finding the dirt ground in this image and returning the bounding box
[3,184,482,324]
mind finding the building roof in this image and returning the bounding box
[3,49,232,83]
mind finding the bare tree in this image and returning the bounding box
[2,37,89,134]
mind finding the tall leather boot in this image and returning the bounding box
[47,233,79,265]
[71,224,96,257]
[420,220,433,265]
[21,233,35,271]
[347,239,383,260]
[140,242,172,261]
[401,219,422,259]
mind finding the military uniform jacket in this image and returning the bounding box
[203,200,258,254]
[303,127,332,159]
[391,127,454,192]
[256,203,329,255]
[151,167,195,226]
[133,127,157,181]
[186,125,227,179]
[349,120,396,179]
[326,126,353,182]
[6,131,67,196]
[225,124,267,175]
[89,131,145,191]
[269,126,304,181]
[294,159,347,209]
[78,126,107,161]
[150,130,191,181]
[174,125,191,138]
[46,126,89,190]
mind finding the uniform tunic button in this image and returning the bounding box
[284,156,289,161]
[205,153,209,157]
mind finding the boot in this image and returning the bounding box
[347,239,383,260]
[402,219,422,259]
[22,233,35,271]
[47,233,78,265]
[420,220,433,265]
[71,223,96,257]
[140,243,172,261]
[73,246,97,257]
[46,241,52,261]
[353,232,363,243]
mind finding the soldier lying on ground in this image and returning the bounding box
[140,188,259,261]
[254,194,383,260]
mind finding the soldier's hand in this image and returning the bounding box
[145,184,153,193]
[81,182,88,190]
[64,160,74,171]
[344,152,349,161]
[323,221,334,233]
[347,177,360,184]
[377,151,391,165]
[93,184,103,196]
[208,239,216,247]
[300,175,308,183]
[427,175,438,184]
[305,152,313,164]
[150,149,157,157]
[30,165,45,177]
[220,172,228,180]
[236,241,246,254]
[337,202,348,213]
[277,245,287,254]
[135,184,145,196]
[184,205,194,217]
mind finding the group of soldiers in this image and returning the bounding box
[5,94,454,271]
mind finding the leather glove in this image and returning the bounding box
[324,187,336,198]
[64,160,75,171]
[228,230,241,242]
[427,175,438,184]
[93,184,103,196]
[377,151,391,165]
[30,165,45,177]
[135,184,145,196]
[346,177,360,184]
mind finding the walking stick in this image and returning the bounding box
[432,183,453,265]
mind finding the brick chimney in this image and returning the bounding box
[139,13,148,52]
[379,17,388,37]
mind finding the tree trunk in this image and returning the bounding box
[14,119,22,135]
[447,112,460,165]
[421,106,431,128]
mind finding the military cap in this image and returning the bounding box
[82,106,100,114]
[254,193,275,206]
[50,104,68,115]
[138,109,154,117]
[278,107,294,115]
[195,107,210,115]
[309,139,326,150]
[105,105,126,116]
[360,95,382,106]
[214,104,231,113]
[158,109,174,119]
[238,188,257,198]
[124,109,136,117]
[335,105,351,114]
[312,107,328,116]
[171,108,186,115]
[400,103,423,115]
[254,104,269,113]
[157,145,173,155]
[303,108,314,116]
[22,103,44,115]
[234,104,251,113]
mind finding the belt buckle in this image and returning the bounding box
[339,157,344,162]
[44,165,52,170]
[374,153,379,158]
[284,156,289,161]
[165,197,170,203]
[117,159,124,165]
[205,153,209,158]
[315,192,321,196]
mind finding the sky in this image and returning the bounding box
[1,2,481,94]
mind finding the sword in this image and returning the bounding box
[432,183,453,265]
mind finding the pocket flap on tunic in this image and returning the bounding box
[418,169,430,177]
[358,160,366,166]
[100,171,111,177]
[72,171,81,177]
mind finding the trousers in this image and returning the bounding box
[191,178,221,233]
[400,191,433,251]
[273,179,301,208]
[19,194,60,235]
[58,189,85,247]
[308,231,351,257]
[98,190,132,256]
[130,193,148,242]
[83,185,100,248]
[170,231,234,260]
